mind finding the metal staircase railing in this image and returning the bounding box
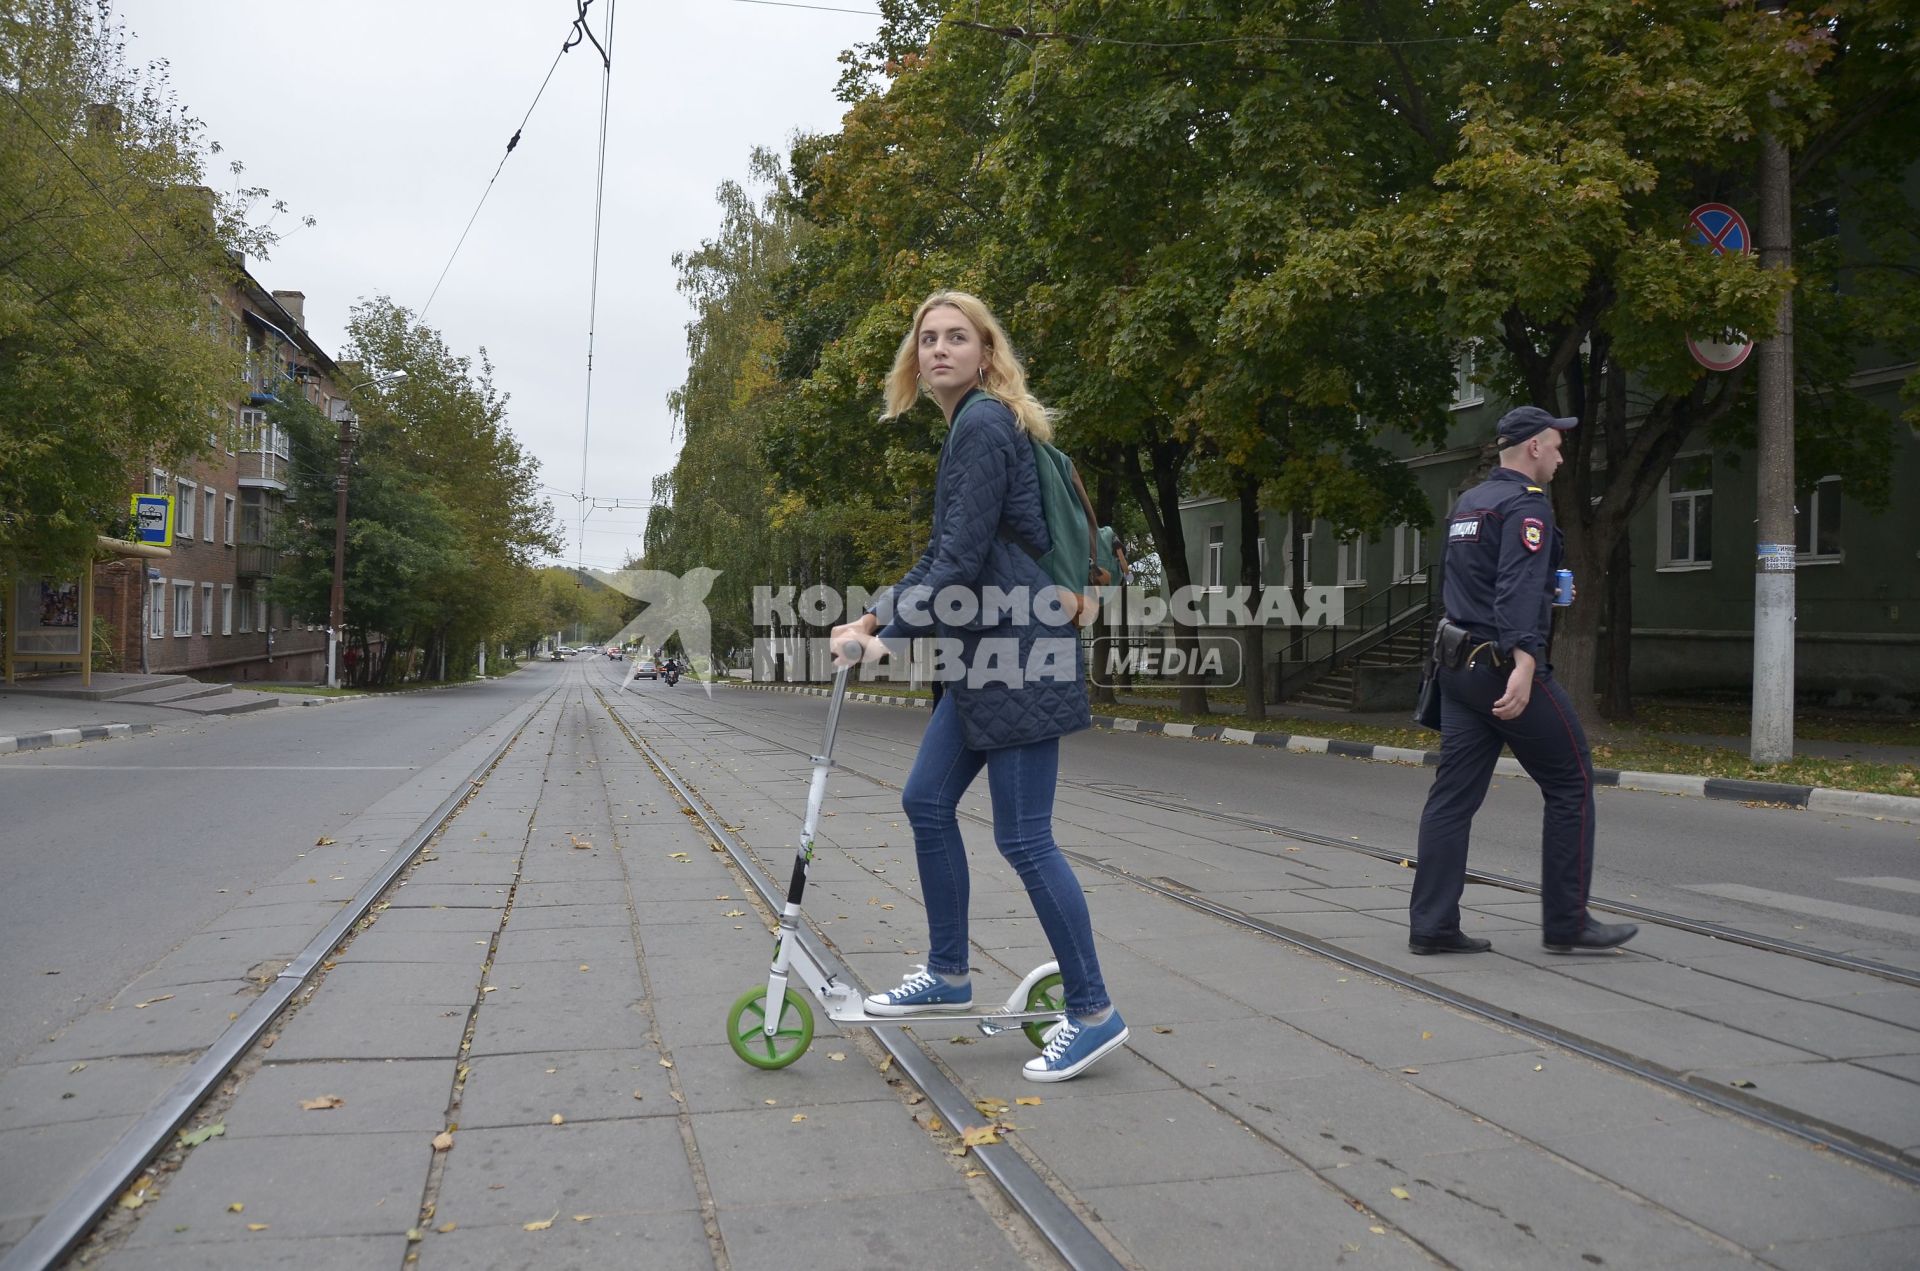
[1276,569,1436,702]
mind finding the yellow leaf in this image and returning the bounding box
[634,1091,647,1100]
[523,1213,558,1232]
[550,1114,564,1125]
[791,1114,807,1123]
[1152,1025,1173,1034]
[246,1223,270,1231]
[1015,1096,1042,1106]
[579,965,590,971]
[828,1052,845,1062]
[405,1228,423,1243]
[431,1131,454,1151]
[116,1190,144,1211]
[133,994,174,1009]
[1390,1187,1411,1200]
[315,836,335,846]
[925,1116,943,1132]
[659,1058,673,1069]
[299,1095,345,1111]
[724,910,746,918]
[228,1202,244,1213]
[1401,1068,1420,1075]
[572,1214,595,1223]
[1369,1226,1386,1234]
[965,1169,986,1178]
[669,852,690,860]
[1419,1031,1432,1040]
[436,1222,456,1234]
[962,1125,1002,1148]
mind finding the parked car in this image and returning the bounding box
[633,658,659,680]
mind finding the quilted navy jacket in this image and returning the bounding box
[870,390,1090,750]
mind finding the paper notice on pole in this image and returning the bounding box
[1755,543,1796,574]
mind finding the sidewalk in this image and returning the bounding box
[0,689,178,754]
[15,675,1915,1269]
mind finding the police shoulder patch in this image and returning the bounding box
[1521,518,1545,552]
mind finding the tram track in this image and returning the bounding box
[608,673,1920,1192]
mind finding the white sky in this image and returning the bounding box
[115,0,875,572]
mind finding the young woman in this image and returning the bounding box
[830,290,1127,1083]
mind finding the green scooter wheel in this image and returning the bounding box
[727,985,815,1069]
[1021,972,1066,1049]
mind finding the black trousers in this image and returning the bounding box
[1409,660,1595,944]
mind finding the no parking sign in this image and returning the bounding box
[1686,202,1753,372]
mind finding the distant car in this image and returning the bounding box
[633,658,659,680]
[549,649,565,661]
[605,646,622,660]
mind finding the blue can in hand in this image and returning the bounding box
[1554,569,1574,607]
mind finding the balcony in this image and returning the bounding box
[237,450,291,491]
[236,543,278,578]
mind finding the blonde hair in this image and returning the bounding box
[883,290,1054,443]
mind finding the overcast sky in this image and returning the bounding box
[116,0,875,573]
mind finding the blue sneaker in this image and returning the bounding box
[1022,1011,1129,1083]
[865,965,972,1017]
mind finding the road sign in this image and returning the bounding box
[131,493,174,547]
[1686,202,1753,371]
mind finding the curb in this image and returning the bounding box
[725,681,1920,826]
[0,722,154,755]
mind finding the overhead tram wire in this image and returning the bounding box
[416,0,610,323]
[576,0,617,575]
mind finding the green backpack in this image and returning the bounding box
[1030,440,1124,600]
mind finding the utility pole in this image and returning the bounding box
[1751,125,1795,764]
[327,403,354,690]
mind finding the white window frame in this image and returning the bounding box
[1796,475,1844,564]
[201,582,215,635]
[1657,453,1714,572]
[1284,520,1315,588]
[1336,533,1368,587]
[1450,342,1484,410]
[237,585,254,634]
[223,495,236,545]
[176,479,196,538]
[172,581,194,637]
[202,488,216,542]
[1203,524,1225,592]
[256,595,268,634]
[149,579,166,639]
[1256,536,1268,583]
[1393,524,1428,583]
[220,584,234,636]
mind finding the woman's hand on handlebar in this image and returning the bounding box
[829,613,882,668]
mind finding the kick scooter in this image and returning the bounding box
[725,662,1067,1069]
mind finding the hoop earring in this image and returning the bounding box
[977,368,987,385]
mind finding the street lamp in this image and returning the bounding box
[327,370,406,688]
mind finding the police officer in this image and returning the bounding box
[1408,406,1638,955]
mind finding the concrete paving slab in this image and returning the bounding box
[1837,989,1920,1031]
[1082,1173,1436,1271]
[515,854,630,885]
[1856,1052,1920,1084]
[41,986,255,1061]
[1404,1048,1708,1143]
[491,924,634,965]
[1088,948,1270,1027]
[719,1192,1031,1271]
[932,1030,1178,1101]
[332,928,496,964]
[694,1100,956,1207]
[266,993,469,1061]
[466,999,653,1057]
[119,1131,424,1245]
[400,857,525,888]
[501,902,635,932]
[1688,1059,1920,1148]
[672,1041,892,1116]
[0,1056,180,1134]
[1681,997,1920,1061]
[383,883,513,908]
[458,1048,677,1128]
[0,1117,116,1220]
[1547,958,1789,1009]
[413,1211,714,1271]
[1766,1222,1920,1271]
[362,904,503,935]
[645,952,778,1001]
[147,926,305,975]
[513,880,633,908]
[1218,1067,1515,1172]
[1553,1005,1824,1071]
[194,899,350,935]
[221,1059,451,1138]
[432,1119,699,1224]
[1123,1014,1355,1089]
[1011,1087,1296,1189]
[306,960,480,1005]
[482,959,646,1005]
[96,1232,413,1270]
[1275,1000,1542,1069]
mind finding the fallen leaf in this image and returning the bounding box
[436,1221,456,1234]
[523,1213,558,1232]
[1369,1226,1386,1235]
[1152,1026,1173,1034]
[134,994,174,1009]
[1533,1064,1544,1072]
[962,1125,1001,1148]
[878,1055,894,1074]
[117,1188,147,1211]
[481,986,497,994]
[178,1123,224,1147]
[658,1058,673,1069]
[315,836,335,846]
[1401,1068,1420,1075]
[634,1091,646,1100]
[763,1098,777,1106]
[906,1093,926,1106]
[550,1114,564,1125]
[569,834,592,850]
[261,1033,277,1049]
[228,1202,244,1213]
[68,1062,86,1073]
[579,965,590,971]
[299,1096,344,1111]
[791,1114,807,1123]
[965,1168,985,1177]
[431,1131,454,1151]
[947,1037,976,1045]
[405,1228,423,1243]
[1419,1031,1433,1040]
[828,1052,845,1062]
[246,1223,270,1232]
[572,1214,595,1223]
[1730,1078,1756,1089]
[669,852,690,861]
[925,1116,943,1132]
[1390,1187,1411,1201]
[1015,1096,1043,1106]
[724,910,746,918]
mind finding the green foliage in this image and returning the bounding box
[0,0,286,569]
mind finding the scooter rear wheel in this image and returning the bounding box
[727,985,815,1069]
[1021,972,1066,1049]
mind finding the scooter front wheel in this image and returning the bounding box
[1021,972,1066,1049]
[726,985,815,1069]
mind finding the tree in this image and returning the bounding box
[0,0,291,570]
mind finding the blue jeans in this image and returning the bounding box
[902,696,1111,1016]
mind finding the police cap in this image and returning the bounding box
[1494,405,1578,449]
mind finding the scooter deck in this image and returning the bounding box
[822,1001,1064,1028]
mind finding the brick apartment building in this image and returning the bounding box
[93,271,344,684]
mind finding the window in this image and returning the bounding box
[239,487,266,543]
[237,585,254,633]
[1451,343,1483,409]
[223,495,236,545]
[201,582,215,635]
[1256,536,1268,583]
[176,479,196,538]
[255,594,268,634]
[1336,533,1367,587]
[146,470,166,496]
[1662,455,1713,569]
[220,584,234,636]
[1284,518,1315,587]
[149,579,166,639]
[1203,524,1225,590]
[202,489,217,542]
[1796,476,1842,561]
[172,581,194,637]
[1394,524,1428,582]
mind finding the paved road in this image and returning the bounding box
[0,668,557,1068]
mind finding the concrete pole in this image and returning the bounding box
[327,410,353,690]
[1750,131,1796,763]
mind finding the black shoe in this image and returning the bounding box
[1544,921,1639,953]
[1408,932,1493,955]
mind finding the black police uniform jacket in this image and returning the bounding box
[1441,468,1561,662]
